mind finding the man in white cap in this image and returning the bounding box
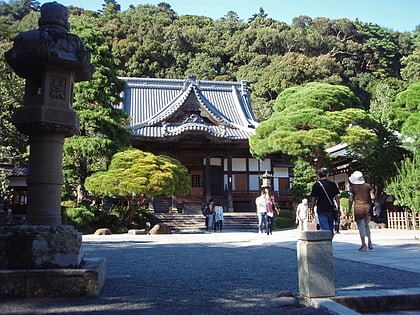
[348,170,376,252]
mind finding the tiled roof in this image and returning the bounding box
[118,77,259,142]
[0,164,28,177]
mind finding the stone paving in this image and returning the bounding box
[0,228,419,314]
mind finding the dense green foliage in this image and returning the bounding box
[274,209,293,229]
[389,82,420,149]
[85,148,190,197]
[0,40,27,165]
[0,1,419,215]
[385,151,420,213]
[85,148,189,224]
[62,17,131,203]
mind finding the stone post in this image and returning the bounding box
[0,2,105,298]
[297,231,335,298]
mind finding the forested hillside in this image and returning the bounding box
[1,1,419,207]
[2,1,418,118]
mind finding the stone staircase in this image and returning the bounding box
[151,197,205,215]
[153,213,258,233]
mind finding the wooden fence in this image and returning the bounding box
[387,210,420,230]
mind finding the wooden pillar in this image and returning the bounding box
[227,152,233,212]
[205,155,211,202]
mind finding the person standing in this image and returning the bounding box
[266,194,276,235]
[310,167,340,237]
[255,190,268,234]
[348,171,375,252]
[214,201,224,232]
[203,199,215,232]
[296,198,309,231]
[202,198,213,229]
[333,202,342,234]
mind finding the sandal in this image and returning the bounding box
[358,245,367,252]
[368,244,373,250]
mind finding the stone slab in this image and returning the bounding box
[333,294,420,313]
[0,257,106,297]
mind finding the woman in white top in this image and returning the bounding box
[214,201,224,231]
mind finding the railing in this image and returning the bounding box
[387,209,420,230]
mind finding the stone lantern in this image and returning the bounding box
[5,1,92,226]
[1,2,105,297]
[260,170,272,189]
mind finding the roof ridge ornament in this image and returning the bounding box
[184,75,197,89]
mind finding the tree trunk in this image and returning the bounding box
[123,194,149,225]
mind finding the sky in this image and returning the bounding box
[38,0,420,33]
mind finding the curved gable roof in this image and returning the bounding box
[119,76,259,142]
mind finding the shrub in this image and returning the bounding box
[64,205,95,230]
[274,209,293,229]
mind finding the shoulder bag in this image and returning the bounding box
[319,181,339,220]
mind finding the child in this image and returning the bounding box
[296,198,309,231]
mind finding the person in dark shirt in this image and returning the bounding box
[310,167,340,237]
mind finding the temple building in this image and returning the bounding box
[118,76,294,213]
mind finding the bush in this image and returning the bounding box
[274,209,293,229]
[64,205,95,230]
[64,200,156,234]
[278,209,292,219]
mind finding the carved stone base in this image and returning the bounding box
[0,258,106,297]
[0,225,82,268]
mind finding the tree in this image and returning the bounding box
[63,17,131,203]
[342,123,403,192]
[250,81,402,190]
[385,150,420,215]
[288,158,316,200]
[101,0,120,13]
[0,0,39,27]
[0,40,27,165]
[184,52,222,80]
[0,169,12,208]
[356,22,402,78]
[250,82,366,169]
[252,52,343,103]
[390,82,420,150]
[368,77,407,130]
[0,6,37,166]
[113,3,177,77]
[85,148,190,224]
[400,48,420,83]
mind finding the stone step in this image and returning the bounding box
[153,213,258,233]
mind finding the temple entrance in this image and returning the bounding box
[209,165,224,196]
[190,169,204,196]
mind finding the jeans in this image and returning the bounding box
[267,215,274,234]
[356,216,371,238]
[317,212,334,237]
[257,212,267,233]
